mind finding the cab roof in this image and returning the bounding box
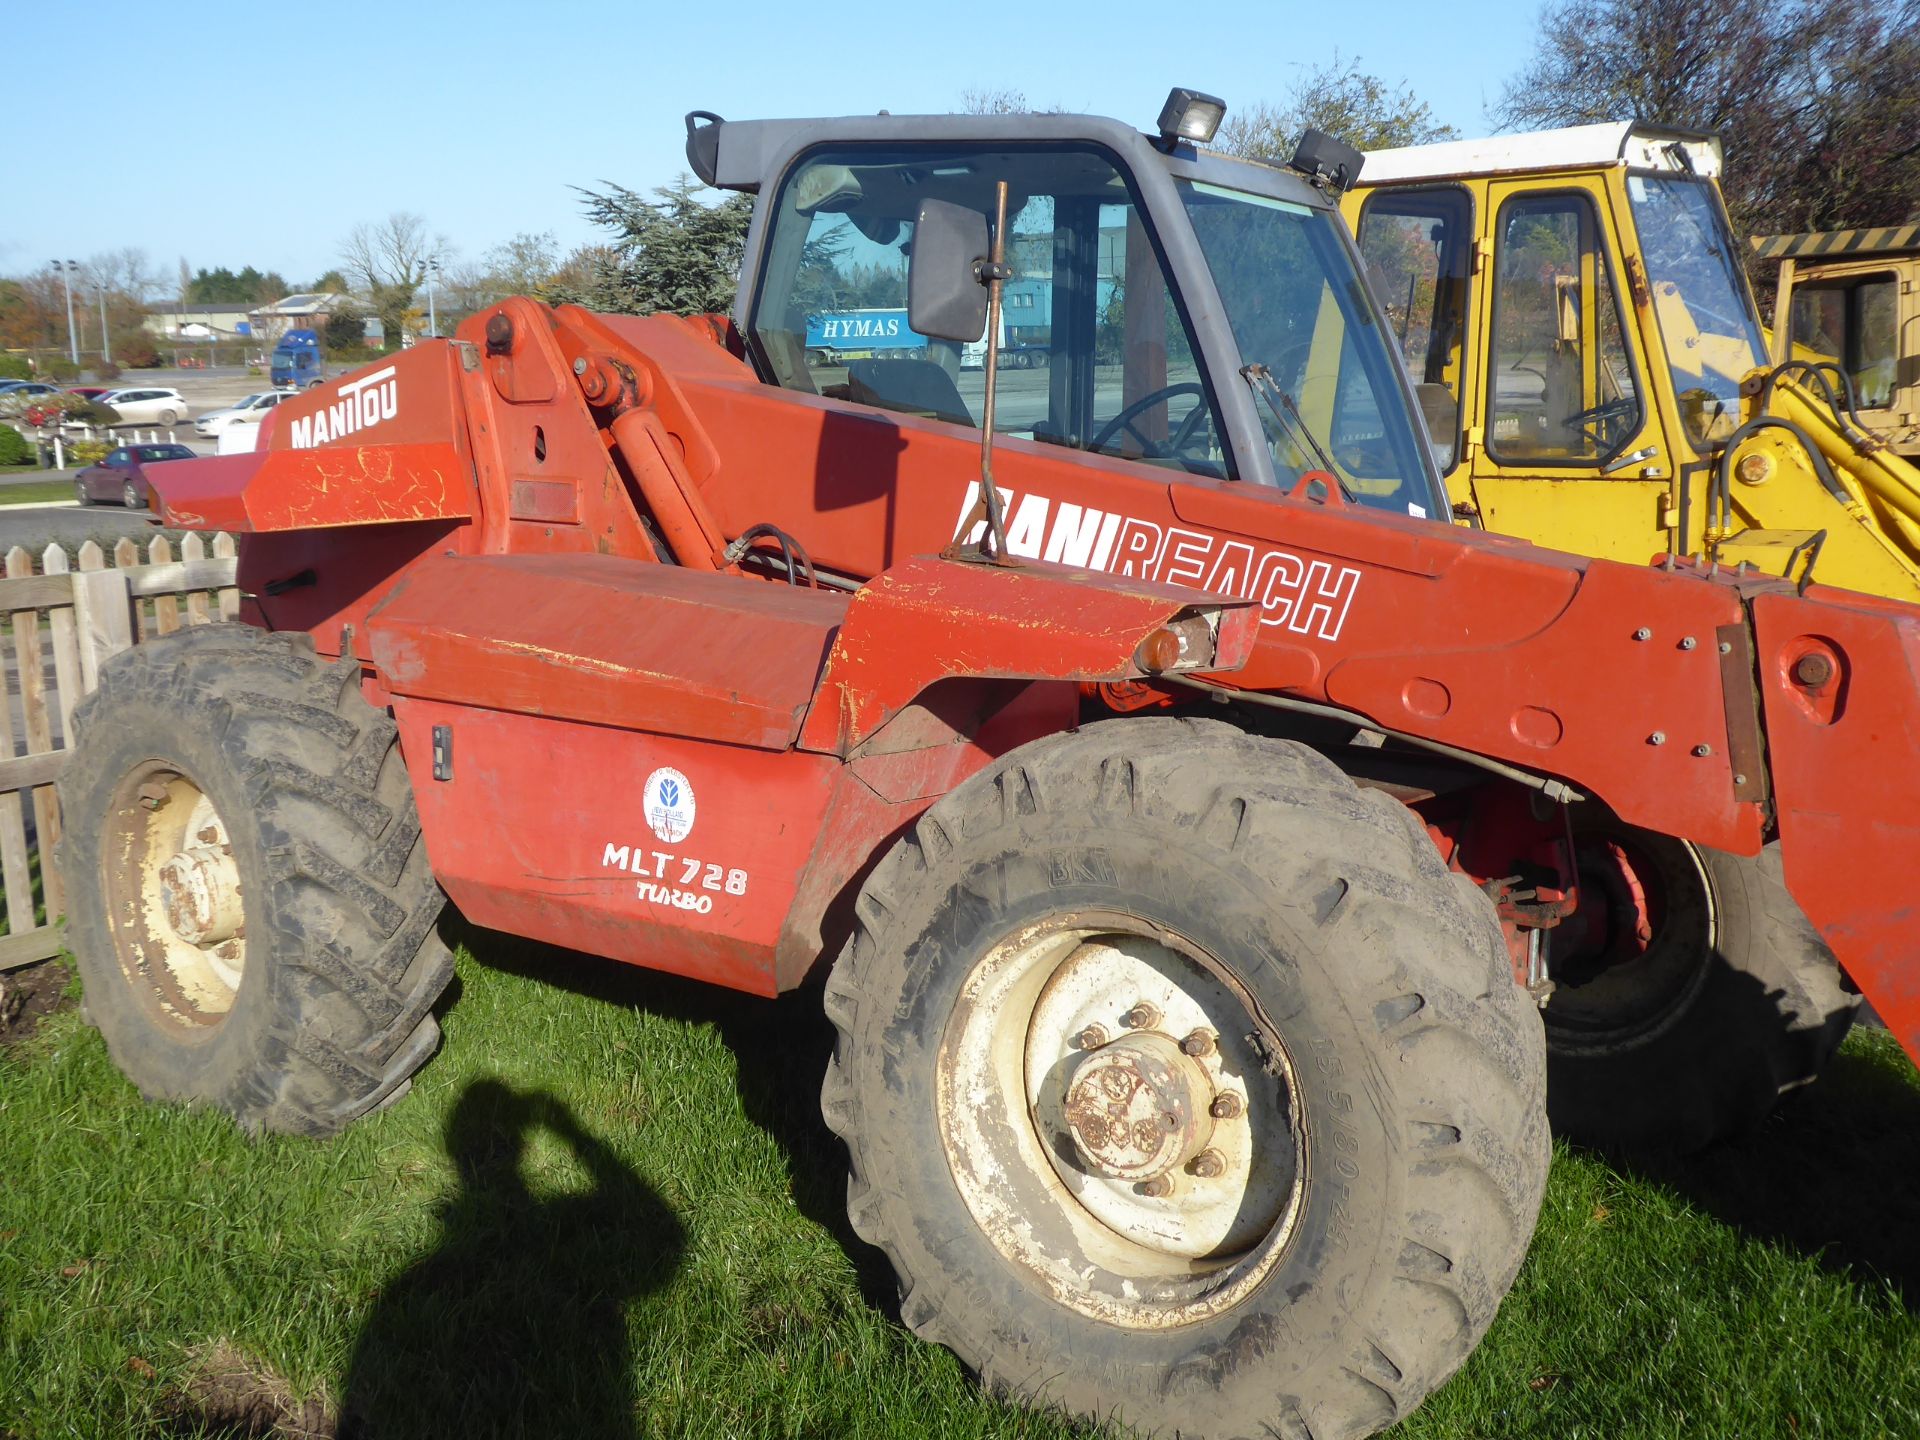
[1752,224,1920,262]
[1359,121,1723,185]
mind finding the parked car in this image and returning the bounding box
[0,381,60,414]
[195,390,293,437]
[73,442,194,509]
[96,387,192,426]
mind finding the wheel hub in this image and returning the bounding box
[158,844,244,945]
[1062,1031,1213,1181]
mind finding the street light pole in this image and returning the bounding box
[425,257,440,339]
[96,283,111,365]
[52,260,80,365]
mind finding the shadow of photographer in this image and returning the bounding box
[338,1078,686,1438]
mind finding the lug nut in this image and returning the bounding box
[1138,1175,1173,1198]
[1187,1149,1226,1179]
[1074,1023,1109,1051]
[1179,1030,1215,1058]
[1120,1002,1160,1031]
[1209,1093,1243,1120]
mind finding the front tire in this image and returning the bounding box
[1544,823,1857,1151]
[122,480,139,509]
[823,718,1548,1440]
[57,624,453,1136]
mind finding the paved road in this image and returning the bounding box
[0,500,167,554]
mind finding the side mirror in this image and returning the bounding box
[908,198,991,343]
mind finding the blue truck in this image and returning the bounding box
[803,308,929,366]
[270,329,325,388]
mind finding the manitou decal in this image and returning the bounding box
[950,482,1363,641]
[287,365,398,449]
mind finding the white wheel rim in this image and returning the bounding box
[937,912,1306,1328]
[105,764,249,1027]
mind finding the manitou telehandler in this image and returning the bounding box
[58,94,1920,1440]
[1342,122,1920,603]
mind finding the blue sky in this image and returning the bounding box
[1,0,1537,288]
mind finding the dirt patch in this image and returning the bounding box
[0,959,73,1047]
[160,1340,335,1439]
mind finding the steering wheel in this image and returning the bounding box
[1089,383,1209,460]
[1561,396,1638,449]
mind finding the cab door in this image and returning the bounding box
[1459,179,1675,565]
[1353,184,1473,508]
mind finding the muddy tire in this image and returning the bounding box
[56,623,452,1136]
[1544,823,1856,1152]
[822,717,1548,1440]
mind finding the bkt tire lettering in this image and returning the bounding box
[952,482,1362,642]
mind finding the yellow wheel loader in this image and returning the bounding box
[1338,123,1920,601]
[1754,224,1919,461]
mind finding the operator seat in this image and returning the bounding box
[846,359,974,428]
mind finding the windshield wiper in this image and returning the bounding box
[1241,363,1356,501]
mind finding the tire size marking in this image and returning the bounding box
[1312,1039,1360,1254]
[601,841,749,913]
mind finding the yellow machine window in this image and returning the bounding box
[1357,187,1471,468]
[1487,192,1643,467]
[1789,275,1899,410]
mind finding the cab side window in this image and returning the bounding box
[748,145,1226,477]
[1789,275,1898,410]
[1357,187,1471,468]
[1488,193,1643,465]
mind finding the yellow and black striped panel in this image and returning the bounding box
[1751,225,1920,260]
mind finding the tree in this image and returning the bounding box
[1494,0,1920,240]
[545,180,754,316]
[322,299,372,357]
[485,232,561,295]
[186,265,292,304]
[339,212,444,347]
[1217,54,1458,161]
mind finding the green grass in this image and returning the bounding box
[2,935,1916,1439]
[0,480,77,506]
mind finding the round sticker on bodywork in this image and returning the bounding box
[642,767,696,844]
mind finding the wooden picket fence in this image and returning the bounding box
[0,533,239,972]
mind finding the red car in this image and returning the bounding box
[74,442,194,509]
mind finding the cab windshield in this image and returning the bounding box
[1179,179,1439,516]
[746,143,1438,517]
[1626,174,1768,447]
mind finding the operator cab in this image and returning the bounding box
[694,99,1447,522]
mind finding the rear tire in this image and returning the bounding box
[823,718,1547,1440]
[1544,823,1856,1152]
[159,409,179,426]
[74,479,89,506]
[122,480,139,509]
[57,624,453,1136]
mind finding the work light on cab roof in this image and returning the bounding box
[1156,87,1225,145]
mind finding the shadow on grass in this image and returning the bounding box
[335,1077,686,1438]
[444,915,901,1317]
[1582,1036,1920,1310]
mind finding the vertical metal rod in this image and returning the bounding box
[978,180,1010,559]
